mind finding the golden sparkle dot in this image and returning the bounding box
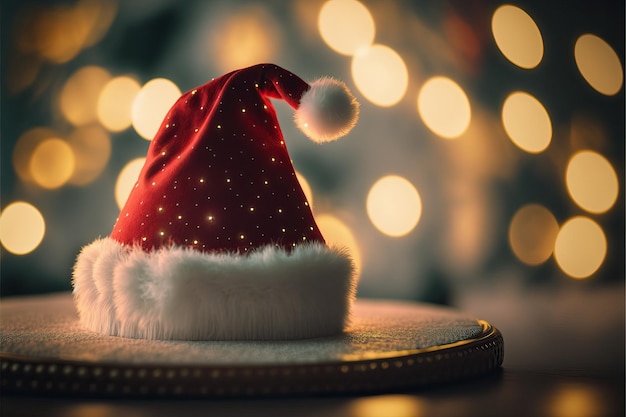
[241,108,246,113]
[159,231,164,236]
[199,178,205,183]
[240,234,245,239]
[142,237,147,241]
[226,178,231,183]
[158,207,163,212]
[193,240,198,245]
[178,215,183,220]
[217,125,222,129]
[249,207,255,212]
[0,202,46,255]
[208,215,214,220]
[281,228,286,232]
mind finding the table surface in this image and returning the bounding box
[1,292,624,417]
[2,368,623,417]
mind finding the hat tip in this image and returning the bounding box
[295,77,360,143]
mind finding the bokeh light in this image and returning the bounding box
[59,66,111,126]
[115,158,146,209]
[348,395,423,417]
[574,34,624,96]
[554,217,607,279]
[295,171,314,209]
[491,4,544,69]
[208,6,281,73]
[547,385,606,417]
[351,44,408,107]
[67,125,111,186]
[13,127,57,183]
[29,138,75,189]
[318,0,375,56]
[366,175,422,237]
[13,0,117,64]
[131,78,181,140]
[417,76,471,139]
[502,91,552,153]
[316,214,362,277]
[0,202,46,255]
[508,204,559,266]
[566,151,618,214]
[97,76,142,132]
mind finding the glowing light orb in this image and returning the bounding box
[502,91,551,153]
[349,395,423,417]
[13,127,56,183]
[60,66,111,126]
[351,44,408,107]
[67,125,112,186]
[97,76,142,132]
[29,138,75,189]
[316,214,362,276]
[366,175,422,237]
[295,171,314,209]
[566,151,618,214]
[318,0,375,56]
[209,6,280,73]
[0,202,45,255]
[132,79,181,140]
[548,385,605,417]
[575,34,623,96]
[491,4,543,69]
[115,158,146,209]
[508,204,559,266]
[554,217,606,279]
[417,77,471,139]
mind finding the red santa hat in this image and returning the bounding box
[73,64,360,340]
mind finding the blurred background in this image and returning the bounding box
[1,0,623,382]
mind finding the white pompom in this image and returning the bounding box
[294,77,359,143]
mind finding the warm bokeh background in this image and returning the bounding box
[1,0,624,398]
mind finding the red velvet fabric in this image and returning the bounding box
[111,64,325,254]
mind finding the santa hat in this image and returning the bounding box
[73,64,360,340]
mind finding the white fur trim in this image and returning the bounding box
[72,238,356,340]
[295,77,359,143]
